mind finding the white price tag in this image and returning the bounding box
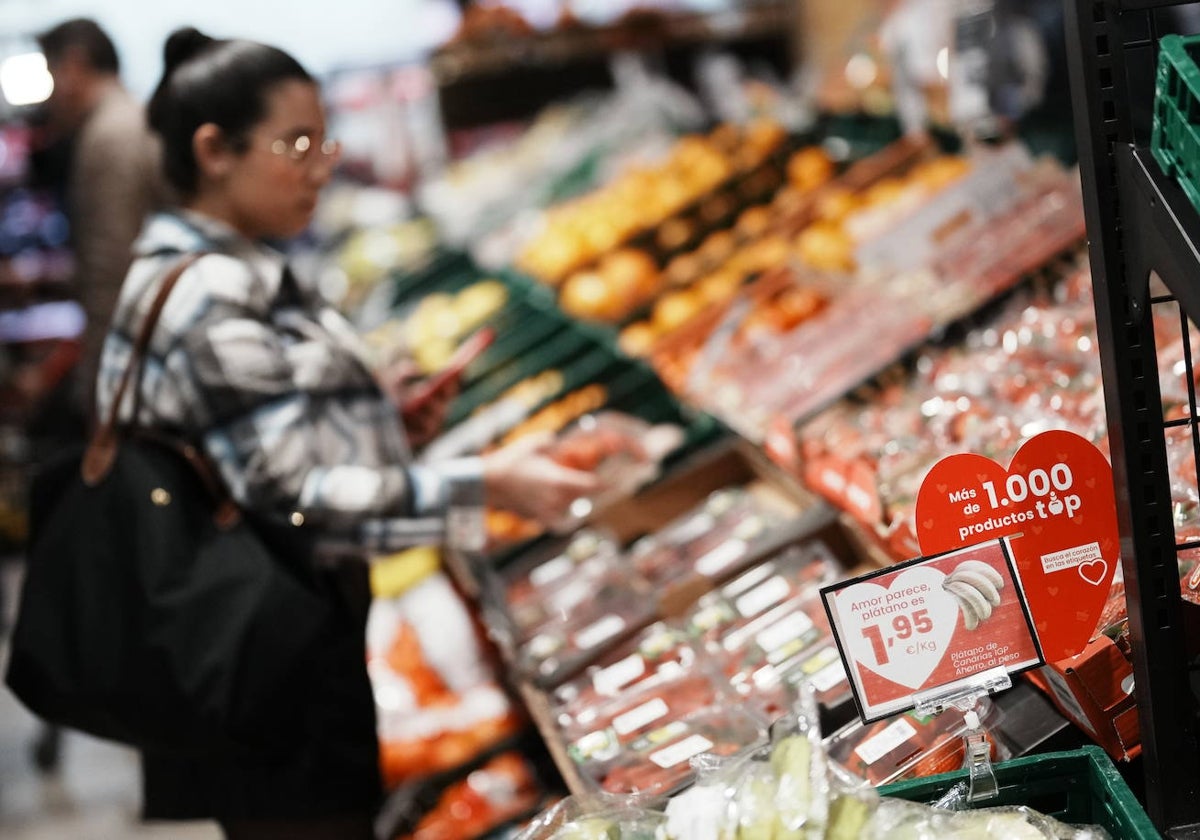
[756,610,814,655]
[736,575,792,618]
[574,614,627,652]
[854,718,918,767]
[593,653,646,696]
[696,539,748,577]
[530,555,574,588]
[722,562,777,598]
[551,578,593,613]
[613,697,670,737]
[810,660,848,693]
[649,734,715,769]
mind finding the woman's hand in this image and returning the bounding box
[377,359,460,449]
[482,432,602,526]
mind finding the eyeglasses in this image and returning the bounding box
[268,135,341,165]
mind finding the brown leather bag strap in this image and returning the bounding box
[82,253,205,485]
[131,428,242,529]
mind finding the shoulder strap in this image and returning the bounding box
[82,254,205,485]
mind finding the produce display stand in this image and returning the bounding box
[469,437,876,799]
[365,247,726,834]
[433,4,795,130]
[368,98,1144,830]
[1065,1,1200,835]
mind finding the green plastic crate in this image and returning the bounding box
[1153,34,1200,214]
[878,746,1159,839]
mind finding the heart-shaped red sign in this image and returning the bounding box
[915,430,1119,661]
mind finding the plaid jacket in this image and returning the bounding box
[96,210,483,552]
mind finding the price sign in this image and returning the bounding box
[821,540,1042,722]
[914,430,1119,661]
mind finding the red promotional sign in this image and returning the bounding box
[914,431,1119,661]
[822,540,1042,721]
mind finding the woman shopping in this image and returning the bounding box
[94,26,599,840]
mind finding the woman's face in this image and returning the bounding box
[218,79,336,241]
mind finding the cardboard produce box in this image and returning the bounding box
[1026,636,1140,763]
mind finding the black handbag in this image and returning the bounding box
[6,254,333,755]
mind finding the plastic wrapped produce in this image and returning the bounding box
[368,576,523,787]
[682,542,841,647]
[565,672,723,769]
[861,800,1110,839]
[546,411,685,532]
[627,488,791,587]
[515,796,667,840]
[724,695,833,840]
[500,531,625,639]
[588,707,766,799]
[797,270,1110,560]
[403,753,544,840]
[553,623,698,732]
[518,588,656,685]
[825,702,1004,788]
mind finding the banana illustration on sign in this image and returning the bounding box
[943,560,1005,631]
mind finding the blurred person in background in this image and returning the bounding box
[12,18,170,777]
[97,26,597,840]
[37,18,171,416]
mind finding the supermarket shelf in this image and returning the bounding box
[517,680,589,798]
[433,5,793,128]
[1116,144,1200,327]
[432,5,793,85]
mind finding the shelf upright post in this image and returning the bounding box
[1064,1,1200,835]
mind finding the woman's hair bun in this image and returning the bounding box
[162,27,215,75]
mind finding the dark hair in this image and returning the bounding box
[147,27,314,196]
[37,18,120,75]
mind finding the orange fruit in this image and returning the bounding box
[652,289,704,332]
[787,147,835,192]
[560,270,617,320]
[815,187,861,222]
[795,222,854,272]
[619,322,660,357]
[600,248,659,299]
[735,205,773,240]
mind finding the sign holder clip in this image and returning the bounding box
[913,666,1010,803]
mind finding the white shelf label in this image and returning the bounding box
[574,614,627,652]
[696,539,748,577]
[736,575,792,618]
[613,697,670,737]
[530,555,574,588]
[810,660,848,693]
[650,734,715,769]
[530,554,576,588]
[854,718,918,767]
[756,610,814,655]
[722,562,777,598]
[593,653,646,697]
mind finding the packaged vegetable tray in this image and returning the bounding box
[825,701,1006,788]
[581,706,767,800]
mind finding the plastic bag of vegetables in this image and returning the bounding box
[516,795,668,840]
[861,799,1111,840]
[721,688,838,840]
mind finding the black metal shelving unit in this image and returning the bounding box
[1065,2,1200,836]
